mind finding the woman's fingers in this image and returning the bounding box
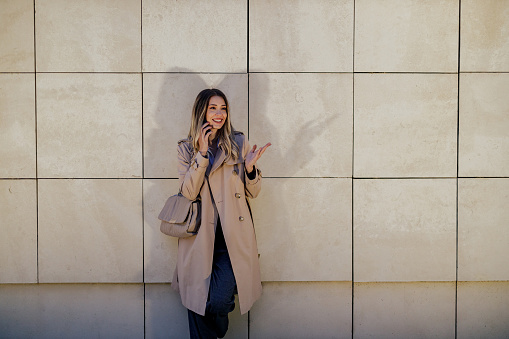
[250,142,271,163]
[201,123,211,134]
[198,123,212,153]
[257,143,271,158]
[261,142,271,153]
[201,123,210,134]
[201,124,212,141]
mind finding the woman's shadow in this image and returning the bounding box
[143,68,253,338]
[143,69,333,337]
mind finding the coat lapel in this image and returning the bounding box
[209,146,226,175]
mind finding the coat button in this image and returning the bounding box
[239,216,244,221]
[235,193,241,198]
[232,170,237,176]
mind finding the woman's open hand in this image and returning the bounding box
[245,143,271,173]
[198,123,212,156]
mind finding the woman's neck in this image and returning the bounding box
[209,131,219,145]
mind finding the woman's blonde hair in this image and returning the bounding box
[187,88,239,160]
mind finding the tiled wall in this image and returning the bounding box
[1,0,508,338]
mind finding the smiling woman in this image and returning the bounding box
[169,88,271,338]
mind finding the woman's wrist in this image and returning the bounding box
[246,166,256,180]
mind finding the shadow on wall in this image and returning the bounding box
[144,69,332,336]
[247,73,339,282]
[144,69,261,336]
[143,68,208,336]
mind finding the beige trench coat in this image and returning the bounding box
[172,132,263,316]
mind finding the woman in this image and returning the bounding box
[173,88,270,338]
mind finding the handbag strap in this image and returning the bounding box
[205,175,215,205]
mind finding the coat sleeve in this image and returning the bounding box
[177,142,209,201]
[242,136,262,199]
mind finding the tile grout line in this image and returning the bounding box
[9,71,507,75]
[247,2,251,338]
[351,1,356,338]
[9,176,509,181]
[247,0,250,76]
[247,0,250,141]
[33,0,39,284]
[140,0,143,75]
[455,1,462,339]
[22,177,505,180]
[140,1,146,338]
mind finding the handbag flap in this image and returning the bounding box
[158,194,193,223]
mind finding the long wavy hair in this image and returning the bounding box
[187,88,239,161]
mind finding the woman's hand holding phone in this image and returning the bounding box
[198,123,212,156]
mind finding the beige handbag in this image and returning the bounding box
[158,193,201,238]
[159,177,214,238]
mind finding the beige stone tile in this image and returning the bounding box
[354,282,456,339]
[354,179,456,282]
[354,74,457,178]
[458,179,509,281]
[37,73,142,178]
[143,0,246,72]
[457,282,509,338]
[249,0,353,72]
[223,296,248,339]
[251,178,352,282]
[145,283,189,338]
[459,74,509,177]
[38,179,143,283]
[143,74,248,178]
[250,73,353,178]
[0,284,144,338]
[144,179,179,283]
[0,180,37,283]
[145,284,247,339]
[0,74,36,178]
[35,0,140,72]
[250,282,351,339]
[0,0,34,72]
[461,0,509,72]
[355,0,458,72]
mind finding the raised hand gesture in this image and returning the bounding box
[245,143,271,173]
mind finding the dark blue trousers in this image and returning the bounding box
[188,220,237,339]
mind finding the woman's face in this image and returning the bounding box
[205,96,227,131]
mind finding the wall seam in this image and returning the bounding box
[141,1,146,337]
[247,1,251,337]
[351,1,356,338]
[141,0,143,74]
[19,71,503,75]
[247,0,250,75]
[455,1,462,339]
[247,71,460,75]
[23,176,475,180]
[33,0,39,284]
